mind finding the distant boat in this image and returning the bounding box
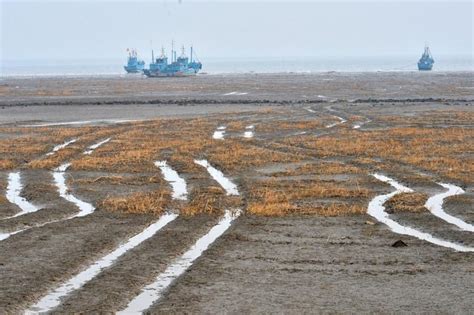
[418,45,434,71]
[144,44,202,77]
[124,49,145,73]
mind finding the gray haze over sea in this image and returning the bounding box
[1,1,472,76]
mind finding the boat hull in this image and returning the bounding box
[124,66,145,74]
[418,63,433,71]
[143,69,198,77]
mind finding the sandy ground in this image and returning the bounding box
[0,73,473,313]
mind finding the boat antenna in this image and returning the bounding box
[150,40,154,63]
[171,40,175,62]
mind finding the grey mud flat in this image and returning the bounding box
[0,73,472,313]
[152,215,473,314]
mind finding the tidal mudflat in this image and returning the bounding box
[0,72,473,313]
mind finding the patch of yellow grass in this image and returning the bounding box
[100,190,170,215]
[384,192,428,213]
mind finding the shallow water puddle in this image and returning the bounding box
[353,119,371,129]
[155,161,188,201]
[118,209,241,315]
[3,172,40,219]
[223,91,248,96]
[369,174,473,252]
[25,161,187,313]
[212,126,226,140]
[83,138,111,155]
[194,159,239,195]
[25,213,178,314]
[0,229,24,241]
[325,115,347,128]
[54,163,94,218]
[244,125,255,138]
[425,183,474,232]
[46,139,77,156]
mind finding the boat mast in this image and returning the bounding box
[171,40,175,63]
[151,40,154,63]
[190,46,193,63]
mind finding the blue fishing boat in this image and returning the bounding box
[124,49,145,73]
[418,45,434,71]
[144,44,202,77]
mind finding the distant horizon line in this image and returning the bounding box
[2,53,473,63]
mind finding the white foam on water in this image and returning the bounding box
[155,161,188,201]
[3,172,40,219]
[53,163,94,218]
[118,209,241,315]
[212,126,226,140]
[244,125,255,138]
[25,213,178,314]
[425,183,474,232]
[369,174,474,252]
[194,160,239,196]
[83,138,111,155]
[46,139,77,156]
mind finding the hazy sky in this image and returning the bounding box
[1,1,472,61]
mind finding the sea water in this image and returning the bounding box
[1,55,472,77]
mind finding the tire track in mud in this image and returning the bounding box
[83,138,111,155]
[46,138,78,156]
[118,160,241,314]
[3,172,40,219]
[51,166,225,312]
[324,106,348,129]
[25,161,184,314]
[425,183,474,232]
[0,137,115,241]
[369,174,474,252]
[353,119,371,129]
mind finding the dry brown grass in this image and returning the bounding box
[384,192,428,213]
[180,186,226,216]
[247,178,370,216]
[271,161,362,177]
[0,195,8,205]
[283,124,473,184]
[100,190,170,215]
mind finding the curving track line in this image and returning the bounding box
[369,174,473,252]
[119,159,241,314]
[24,160,186,314]
[425,183,474,232]
[46,138,78,156]
[3,172,40,220]
[83,138,111,155]
[1,138,109,241]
